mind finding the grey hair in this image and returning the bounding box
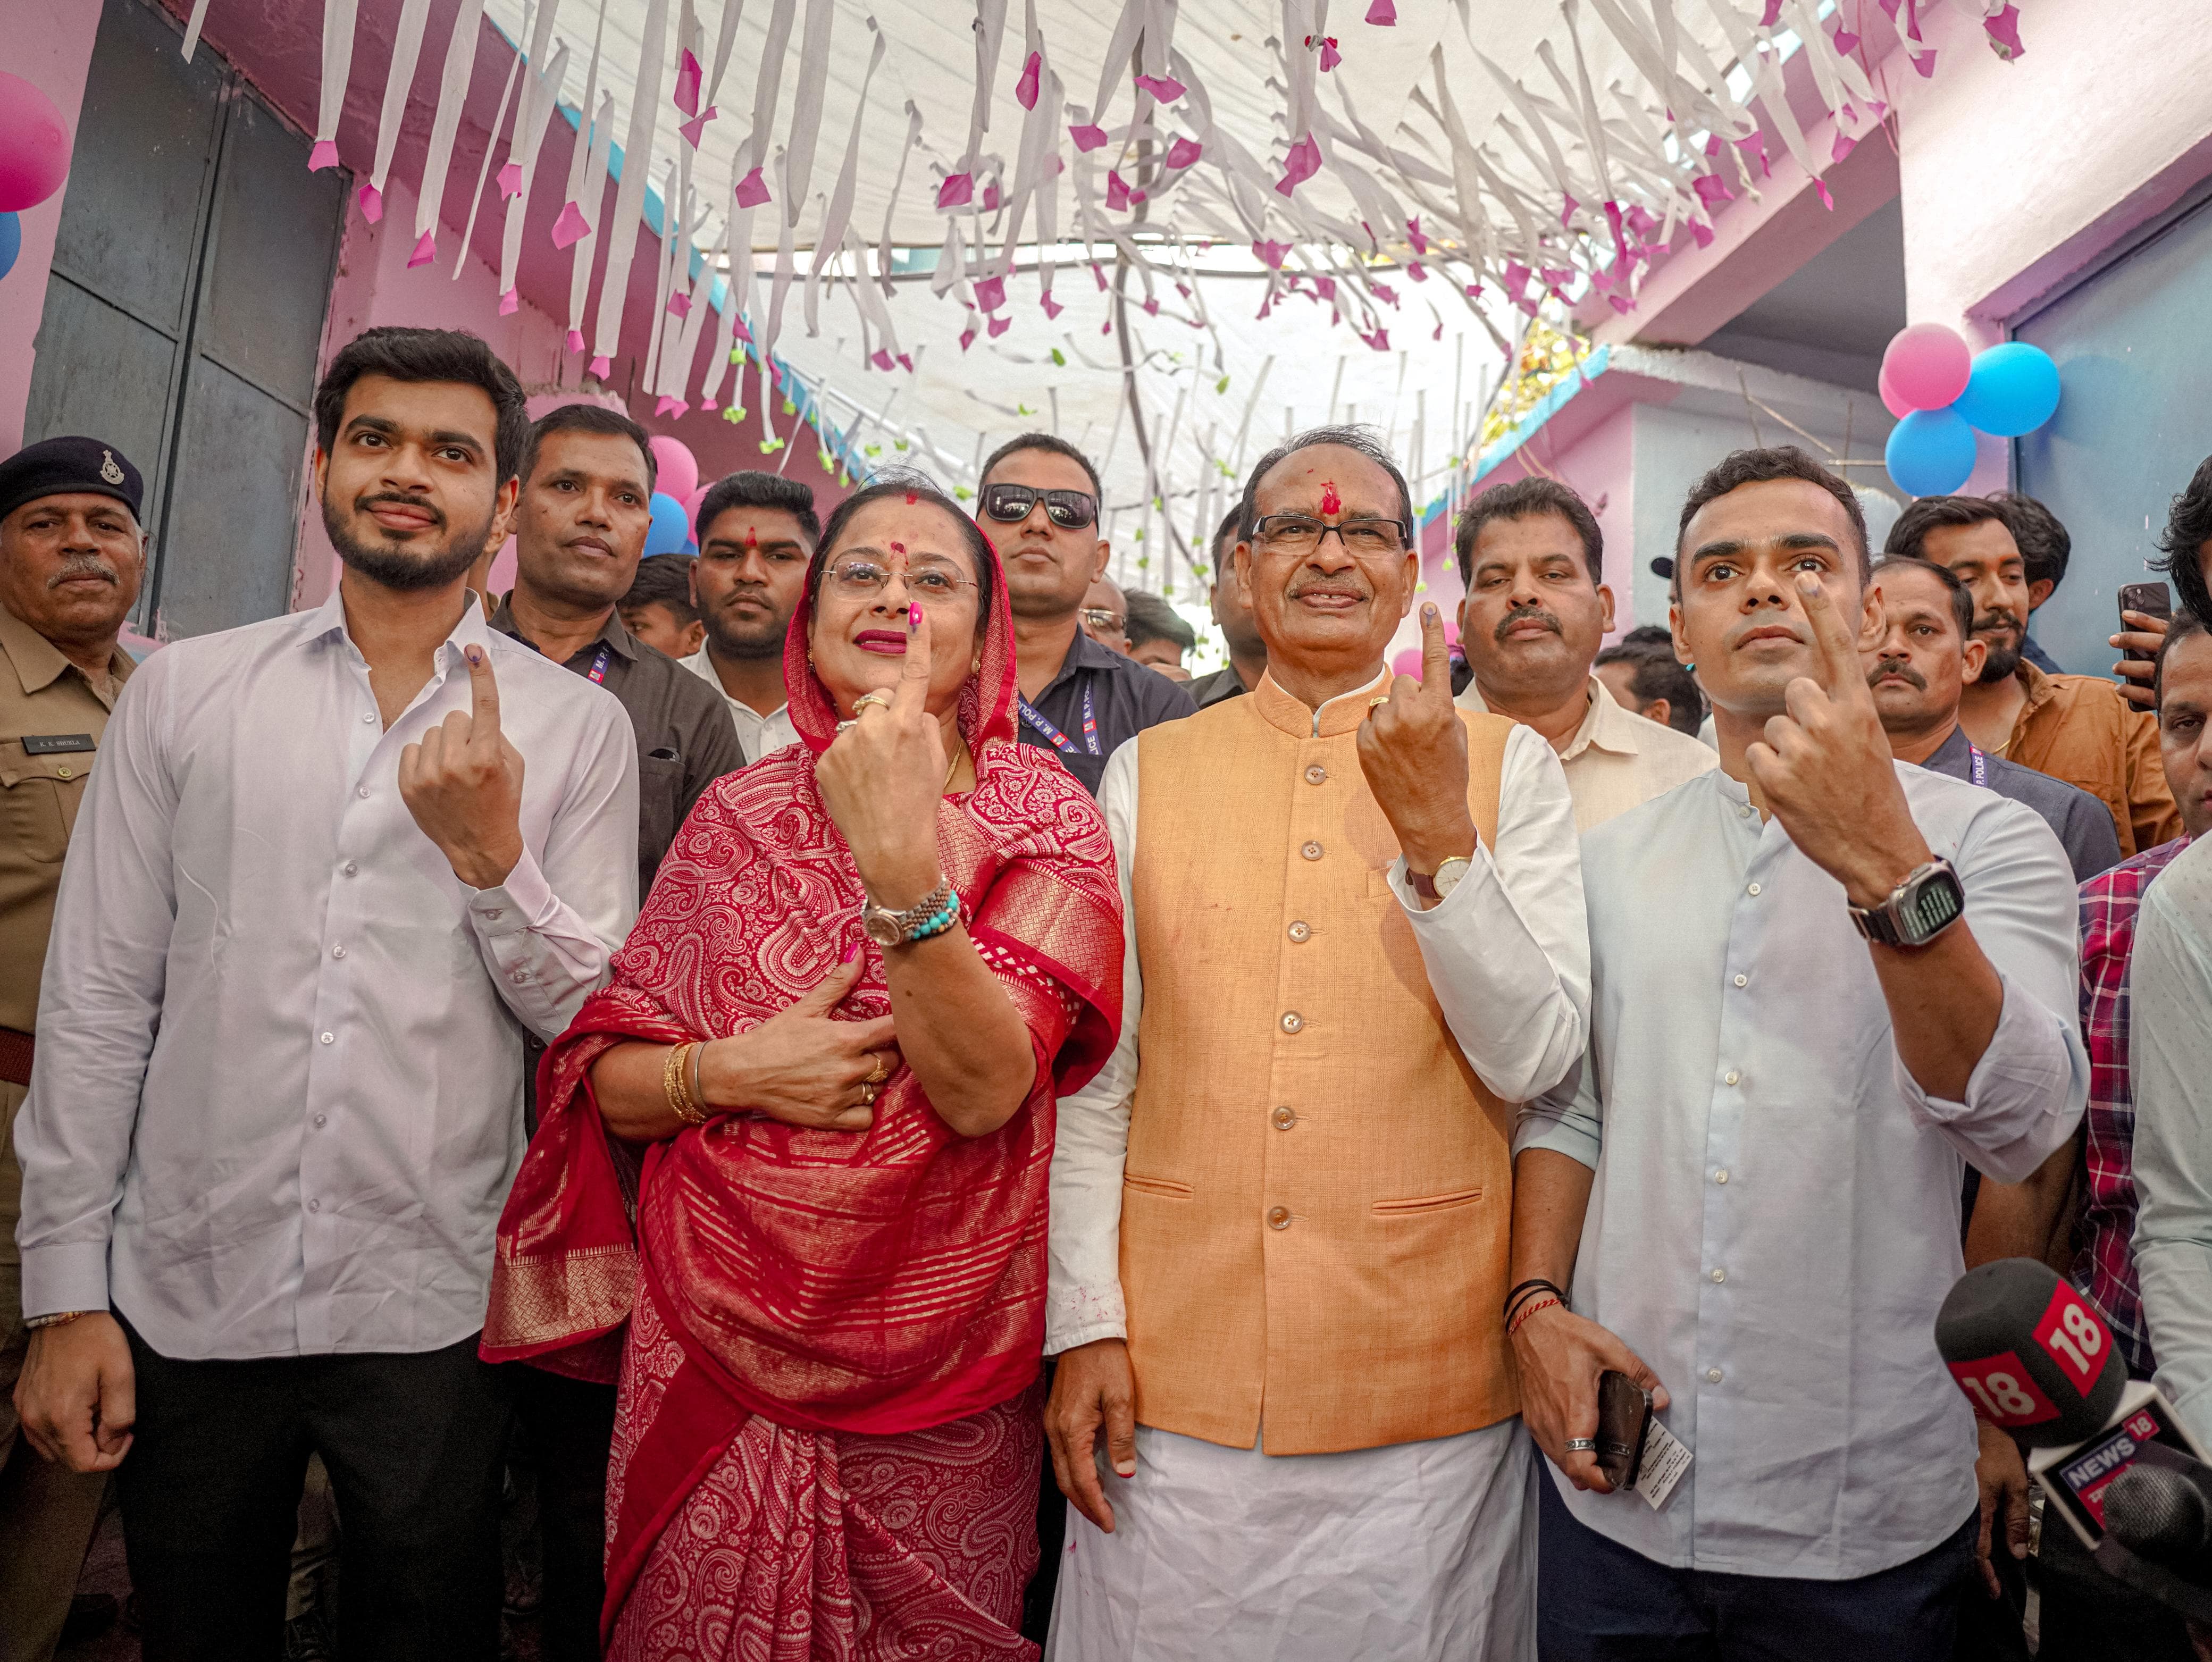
[1238,424,1414,540]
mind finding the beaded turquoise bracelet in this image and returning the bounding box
[907,892,962,941]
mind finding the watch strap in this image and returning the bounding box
[1407,855,1472,901]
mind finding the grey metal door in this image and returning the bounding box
[2014,187,2212,675]
[24,0,345,641]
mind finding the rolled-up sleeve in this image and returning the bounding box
[15,655,180,1318]
[466,696,638,1042]
[1385,722,1589,1104]
[1046,740,1140,1355]
[2130,842,2212,1448]
[1897,796,2086,1183]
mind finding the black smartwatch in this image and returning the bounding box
[1848,857,1966,947]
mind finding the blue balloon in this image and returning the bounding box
[644,491,691,556]
[1885,407,1978,498]
[0,212,19,283]
[1951,341,2061,438]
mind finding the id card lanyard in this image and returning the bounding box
[1019,683,1100,755]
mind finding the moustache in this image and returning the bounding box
[1971,610,2020,636]
[1494,603,1562,643]
[354,492,446,530]
[1867,658,1926,692]
[48,557,119,589]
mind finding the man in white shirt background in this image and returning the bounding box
[1512,447,2085,1661]
[1453,476,1716,832]
[678,469,815,761]
[10,326,639,1660]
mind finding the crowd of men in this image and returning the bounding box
[2,318,2211,1662]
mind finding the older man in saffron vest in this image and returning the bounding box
[1043,427,1590,1659]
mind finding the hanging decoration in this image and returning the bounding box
[409,0,490,266]
[589,0,672,378]
[1880,323,2062,497]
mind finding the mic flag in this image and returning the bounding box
[1936,1258,2127,1448]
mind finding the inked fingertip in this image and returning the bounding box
[909,602,921,628]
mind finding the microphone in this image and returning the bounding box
[1937,1258,2212,1624]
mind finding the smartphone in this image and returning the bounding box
[1596,1369,1653,1490]
[2119,581,2173,662]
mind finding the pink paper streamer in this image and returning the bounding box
[1364,0,1395,20]
[498,161,523,198]
[1833,25,1860,54]
[959,326,977,352]
[1252,239,1288,268]
[674,48,702,116]
[1406,217,1428,255]
[1165,136,1202,169]
[988,316,1011,337]
[1106,170,1132,212]
[1016,51,1042,111]
[1759,0,1782,24]
[588,355,611,377]
[499,287,520,315]
[1832,130,1857,164]
[655,395,679,415]
[982,182,1001,212]
[870,348,894,370]
[1069,123,1108,152]
[1607,294,1635,314]
[735,167,772,208]
[1091,262,1108,290]
[1133,73,1186,103]
[1406,262,1427,282]
[1275,134,1321,197]
[1985,4,2023,58]
[1816,180,1834,210]
[937,173,975,208]
[1318,38,1341,72]
[1911,49,1938,77]
[1735,133,1770,179]
[551,202,591,248]
[408,230,437,267]
[973,274,1007,311]
[679,107,717,148]
[358,184,384,222]
[1559,194,1578,227]
[667,292,692,317]
[1694,173,1733,207]
[1041,291,1063,318]
[566,329,586,354]
[308,139,340,172]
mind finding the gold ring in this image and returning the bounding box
[851,691,893,716]
[1369,695,1391,709]
[865,1059,889,1085]
[860,1081,878,1106]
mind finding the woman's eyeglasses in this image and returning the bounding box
[1250,514,1409,556]
[981,483,1099,530]
[825,557,978,606]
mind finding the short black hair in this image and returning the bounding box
[1675,446,1869,591]
[2156,455,2212,626]
[1884,494,2017,566]
[1241,424,1413,541]
[2155,609,2210,711]
[809,468,995,624]
[1618,624,1674,653]
[1209,504,1242,579]
[1871,555,1974,641]
[621,551,700,623]
[1125,590,1195,653]
[1989,492,2070,592]
[1595,642,1703,735]
[979,431,1103,500]
[522,402,656,492]
[696,469,820,547]
[1455,475,1603,586]
[313,326,529,484]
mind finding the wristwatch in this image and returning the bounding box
[1407,855,1472,902]
[1848,857,1966,947]
[861,878,958,947]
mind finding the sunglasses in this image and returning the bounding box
[981,483,1099,530]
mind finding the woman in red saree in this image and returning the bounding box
[482,477,1122,1661]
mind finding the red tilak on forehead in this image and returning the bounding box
[890,540,907,554]
[1319,480,1341,515]
[904,492,918,505]
[744,526,758,547]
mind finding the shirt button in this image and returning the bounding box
[363,711,375,723]
[1711,1268,1727,1283]
[1271,1106,1297,1130]
[1733,973,1748,988]
[1714,1169,1730,1184]
[308,1198,322,1214]
[314,1113,329,1128]
[342,861,358,877]
[1724,1070,1740,1086]
[56,765,72,779]
[1301,840,1323,861]
[1304,765,1327,785]
[1738,804,1752,819]
[332,945,346,960]
[1267,1206,1292,1230]
[1706,1367,1723,1384]
[320,1031,334,1045]
[1287,920,1311,943]
[1747,882,1761,896]
[1280,1011,1304,1034]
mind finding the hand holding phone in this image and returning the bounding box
[2113,581,2173,712]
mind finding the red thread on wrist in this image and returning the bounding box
[1509,1295,1562,1337]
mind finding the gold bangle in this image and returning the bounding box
[663,1041,707,1127]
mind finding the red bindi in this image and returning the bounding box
[904,492,918,505]
[744,526,758,548]
[1319,480,1342,515]
[890,540,907,554]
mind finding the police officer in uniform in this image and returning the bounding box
[0,437,147,1660]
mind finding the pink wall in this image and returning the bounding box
[0,1,102,457]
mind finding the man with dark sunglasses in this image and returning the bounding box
[977,433,1192,794]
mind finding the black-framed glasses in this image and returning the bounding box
[826,557,978,606]
[981,482,1099,530]
[1251,513,1409,556]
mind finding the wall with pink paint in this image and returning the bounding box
[0,2,103,457]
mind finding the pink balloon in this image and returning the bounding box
[0,72,71,213]
[1880,323,1972,412]
[649,434,700,505]
[1391,647,1426,678]
[1878,366,1914,421]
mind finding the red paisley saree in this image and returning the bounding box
[482,534,1122,1659]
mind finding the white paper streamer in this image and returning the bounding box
[590,0,671,368]
[181,0,213,62]
[311,0,361,169]
[498,36,570,298]
[365,0,435,212]
[413,0,490,248]
[805,22,887,335]
[780,0,839,224]
[566,91,616,342]
[452,0,531,279]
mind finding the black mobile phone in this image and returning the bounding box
[2119,581,2173,662]
[1596,1369,1653,1490]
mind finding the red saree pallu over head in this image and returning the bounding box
[482,525,1122,1652]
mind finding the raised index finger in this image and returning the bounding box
[463,644,503,747]
[1795,575,1865,701]
[889,601,933,719]
[1417,602,1451,702]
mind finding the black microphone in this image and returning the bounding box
[1935,1258,2129,1446]
[2105,1462,2212,1569]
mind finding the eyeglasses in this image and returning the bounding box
[1251,514,1410,556]
[1082,608,1127,634]
[825,557,978,606]
[981,483,1099,530]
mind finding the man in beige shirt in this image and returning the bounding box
[0,436,146,1661]
[1454,477,1715,830]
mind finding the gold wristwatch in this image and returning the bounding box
[1407,856,1472,901]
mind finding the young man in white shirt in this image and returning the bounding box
[678,470,816,761]
[1511,447,2085,1660]
[11,326,639,1660]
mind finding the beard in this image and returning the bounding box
[325,492,491,593]
[1975,637,2022,684]
[704,591,792,660]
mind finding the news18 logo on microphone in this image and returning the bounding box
[1936,1260,2127,1447]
